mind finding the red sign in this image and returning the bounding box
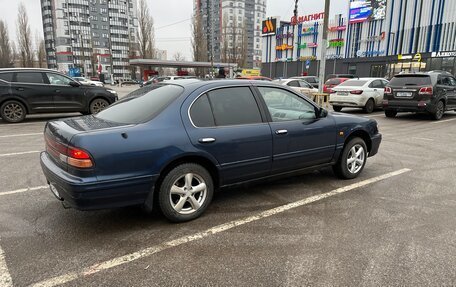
[291,12,325,25]
[328,25,347,32]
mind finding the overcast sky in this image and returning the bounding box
[0,0,347,60]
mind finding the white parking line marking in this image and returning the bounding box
[0,151,40,157]
[0,133,42,138]
[430,118,456,124]
[412,137,434,141]
[0,186,48,197]
[30,168,411,287]
[0,244,13,287]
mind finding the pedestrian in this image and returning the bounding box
[215,68,226,78]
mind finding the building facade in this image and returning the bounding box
[40,0,139,80]
[262,0,456,79]
[194,0,266,69]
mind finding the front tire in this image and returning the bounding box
[158,163,214,222]
[333,106,343,112]
[363,99,375,114]
[89,98,109,114]
[384,110,397,118]
[333,138,368,179]
[1,100,27,123]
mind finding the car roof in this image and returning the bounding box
[0,68,60,73]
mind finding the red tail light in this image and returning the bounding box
[45,135,93,168]
[384,87,392,94]
[350,90,363,95]
[419,86,433,96]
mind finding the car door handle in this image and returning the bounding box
[275,129,288,135]
[55,89,61,93]
[16,88,24,91]
[198,138,216,143]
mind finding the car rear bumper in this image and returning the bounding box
[369,133,382,157]
[40,152,158,211]
[329,94,368,107]
[383,99,434,113]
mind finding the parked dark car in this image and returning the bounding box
[291,76,320,89]
[383,71,456,120]
[0,68,118,123]
[40,80,381,222]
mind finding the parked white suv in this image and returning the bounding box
[329,78,389,113]
[73,77,104,87]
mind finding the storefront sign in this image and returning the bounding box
[360,32,385,42]
[262,18,277,36]
[431,51,456,58]
[328,25,347,32]
[275,44,294,51]
[299,27,318,36]
[276,32,294,39]
[291,12,325,25]
[328,39,345,48]
[299,56,317,61]
[356,50,385,57]
[298,43,318,49]
[398,53,422,61]
[275,57,294,62]
[326,54,343,59]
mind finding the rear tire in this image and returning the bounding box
[89,98,109,114]
[333,106,343,112]
[158,163,214,222]
[363,99,375,114]
[432,100,445,120]
[0,100,27,123]
[333,137,368,179]
[385,110,397,118]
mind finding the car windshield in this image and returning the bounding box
[338,80,368,87]
[389,75,432,86]
[95,84,184,124]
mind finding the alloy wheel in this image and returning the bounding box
[169,172,207,215]
[3,103,24,122]
[90,99,108,114]
[346,144,365,174]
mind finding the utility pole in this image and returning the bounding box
[318,0,330,93]
[293,0,299,19]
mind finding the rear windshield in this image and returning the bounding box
[326,78,342,85]
[338,80,368,87]
[95,84,184,124]
[389,75,432,86]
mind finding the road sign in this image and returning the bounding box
[305,59,311,69]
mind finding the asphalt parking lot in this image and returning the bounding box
[1,88,456,286]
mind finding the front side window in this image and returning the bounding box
[258,87,316,121]
[46,73,72,85]
[14,72,45,84]
[206,87,262,126]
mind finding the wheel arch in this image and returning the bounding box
[0,97,30,114]
[345,129,372,153]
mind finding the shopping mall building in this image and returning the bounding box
[261,0,456,79]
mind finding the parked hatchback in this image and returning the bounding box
[383,71,456,120]
[0,68,117,123]
[41,80,381,222]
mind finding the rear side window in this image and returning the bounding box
[389,76,431,86]
[0,73,13,82]
[206,87,262,126]
[287,80,300,87]
[95,84,184,124]
[190,94,215,127]
[338,80,367,87]
[15,72,45,84]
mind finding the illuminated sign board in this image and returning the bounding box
[350,0,387,23]
[298,43,318,49]
[431,51,456,58]
[326,54,343,59]
[359,32,385,42]
[276,32,294,39]
[398,53,422,61]
[299,56,317,61]
[356,50,385,57]
[291,12,325,25]
[276,44,294,51]
[262,18,277,36]
[299,27,318,36]
[328,39,345,48]
[328,25,347,32]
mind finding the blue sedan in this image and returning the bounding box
[40,80,382,222]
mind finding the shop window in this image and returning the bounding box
[348,65,356,75]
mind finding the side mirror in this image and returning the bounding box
[69,81,80,87]
[316,107,328,118]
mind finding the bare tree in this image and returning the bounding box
[173,52,185,62]
[137,0,155,59]
[238,21,248,68]
[191,12,208,77]
[0,20,13,67]
[35,32,46,68]
[17,2,34,67]
[221,13,229,63]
